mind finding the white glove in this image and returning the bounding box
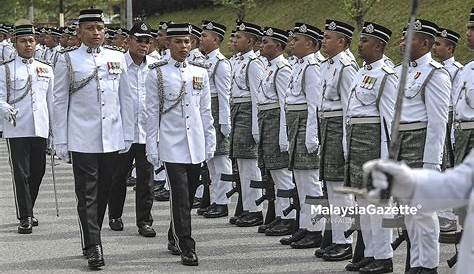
[279,143,288,152]
[55,144,69,162]
[363,159,417,202]
[205,151,214,161]
[147,153,160,167]
[119,140,133,154]
[220,124,231,137]
[3,107,18,125]
[305,142,319,154]
[423,163,441,171]
[252,133,260,144]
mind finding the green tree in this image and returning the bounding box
[342,0,380,30]
[213,0,256,21]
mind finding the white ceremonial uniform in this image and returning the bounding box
[454,60,474,122]
[187,48,206,63]
[53,43,134,153]
[399,150,474,274]
[0,57,53,138]
[346,58,398,259]
[257,54,295,219]
[398,52,451,269]
[0,40,14,62]
[231,49,264,212]
[286,53,325,231]
[145,57,216,164]
[320,50,357,244]
[160,49,171,62]
[34,44,45,62]
[148,50,161,61]
[43,45,61,66]
[203,48,233,205]
[314,51,325,64]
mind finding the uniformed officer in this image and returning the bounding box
[66,25,81,48]
[188,24,205,63]
[432,26,462,233]
[230,21,265,227]
[59,27,69,49]
[145,23,216,266]
[255,26,296,236]
[156,21,172,61]
[198,20,233,218]
[113,28,128,51]
[0,25,15,62]
[148,28,161,60]
[43,28,61,66]
[280,23,326,248]
[317,19,357,261]
[344,22,396,273]
[285,30,297,67]
[53,8,134,269]
[0,21,53,234]
[229,30,239,69]
[33,27,45,61]
[106,21,156,237]
[396,19,451,273]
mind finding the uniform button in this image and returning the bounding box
[186,103,189,106]
[101,90,104,93]
[99,77,103,80]
[186,115,189,118]
[102,116,105,119]
[102,102,105,106]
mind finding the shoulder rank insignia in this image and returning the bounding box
[1,58,14,65]
[59,46,78,54]
[216,53,225,60]
[103,45,125,53]
[339,55,351,66]
[277,60,289,69]
[189,60,207,69]
[148,60,168,69]
[36,59,52,66]
[429,60,443,69]
[453,61,463,69]
[382,65,395,75]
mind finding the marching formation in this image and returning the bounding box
[1,5,474,274]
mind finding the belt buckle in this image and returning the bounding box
[346,117,351,126]
[454,122,460,130]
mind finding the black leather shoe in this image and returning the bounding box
[345,257,374,271]
[280,228,307,245]
[82,248,90,258]
[192,197,202,209]
[406,267,438,274]
[290,231,322,249]
[109,218,123,231]
[359,258,393,273]
[167,242,180,255]
[87,245,105,269]
[235,211,263,227]
[265,218,295,236]
[203,204,228,218]
[154,188,170,201]
[315,243,336,258]
[197,203,211,216]
[18,217,32,234]
[322,244,352,261]
[138,224,156,237]
[438,217,457,232]
[31,217,38,227]
[229,211,248,225]
[259,217,282,233]
[180,250,198,266]
[126,176,136,187]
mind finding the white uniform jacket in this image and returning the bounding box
[346,58,398,159]
[125,52,154,144]
[398,52,451,165]
[145,58,216,164]
[231,50,264,136]
[0,40,14,63]
[203,48,231,125]
[53,43,134,153]
[454,61,474,122]
[257,54,291,148]
[0,57,53,138]
[286,53,321,148]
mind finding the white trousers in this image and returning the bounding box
[208,155,233,205]
[358,199,393,259]
[326,181,354,244]
[294,169,325,231]
[237,158,262,212]
[270,168,296,219]
[405,210,440,268]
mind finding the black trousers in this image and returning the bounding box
[165,162,200,253]
[71,151,118,249]
[6,137,46,220]
[108,143,154,227]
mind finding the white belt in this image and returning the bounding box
[347,117,380,125]
[258,102,280,111]
[455,121,474,130]
[286,104,307,111]
[399,122,428,131]
[233,97,252,103]
[210,93,218,98]
[319,110,343,118]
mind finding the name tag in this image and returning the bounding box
[107,62,122,74]
[193,76,204,90]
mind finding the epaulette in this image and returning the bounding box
[339,55,351,66]
[148,60,168,69]
[59,46,78,53]
[103,45,125,53]
[453,61,463,69]
[1,58,13,65]
[35,59,53,67]
[382,65,395,75]
[189,60,207,69]
[277,60,289,69]
[307,58,317,66]
[429,60,443,69]
[216,53,226,60]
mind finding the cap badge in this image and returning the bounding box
[266,28,274,36]
[365,24,374,33]
[206,22,213,29]
[328,21,337,30]
[162,23,168,30]
[141,23,148,31]
[239,23,246,31]
[413,20,422,31]
[300,24,307,33]
[440,29,448,37]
